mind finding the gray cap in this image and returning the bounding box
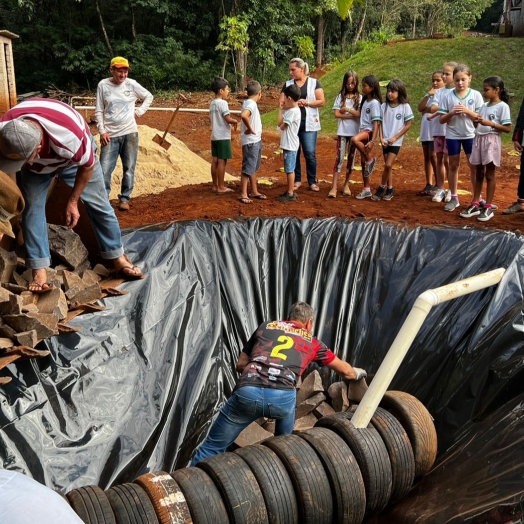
[0,118,42,174]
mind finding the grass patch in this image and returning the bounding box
[262,37,524,145]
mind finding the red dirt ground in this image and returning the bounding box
[114,90,524,235]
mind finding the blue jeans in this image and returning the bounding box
[100,132,139,202]
[295,130,318,186]
[18,139,124,269]
[190,386,296,466]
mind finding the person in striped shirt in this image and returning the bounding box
[0,98,144,292]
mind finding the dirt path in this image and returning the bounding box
[112,91,524,235]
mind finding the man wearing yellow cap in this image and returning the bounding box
[95,56,153,211]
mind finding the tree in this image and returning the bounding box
[216,15,249,91]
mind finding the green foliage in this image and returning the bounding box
[263,37,524,146]
[216,15,250,54]
[293,36,315,59]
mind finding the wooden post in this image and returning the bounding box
[0,30,19,117]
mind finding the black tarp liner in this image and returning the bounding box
[1,218,524,522]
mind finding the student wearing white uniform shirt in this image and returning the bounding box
[460,76,512,222]
[371,79,414,202]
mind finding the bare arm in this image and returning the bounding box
[326,356,359,380]
[241,109,255,135]
[236,351,250,373]
[388,119,412,145]
[66,165,93,228]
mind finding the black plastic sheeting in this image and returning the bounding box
[1,218,524,522]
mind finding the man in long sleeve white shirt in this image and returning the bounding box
[95,56,153,211]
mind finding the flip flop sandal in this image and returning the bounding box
[238,197,253,204]
[249,194,267,200]
[310,184,320,192]
[328,189,337,198]
[342,185,351,196]
[116,265,144,280]
[28,281,54,294]
[293,182,302,190]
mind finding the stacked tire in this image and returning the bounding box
[63,390,437,524]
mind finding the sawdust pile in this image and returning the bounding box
[96,125,237,200]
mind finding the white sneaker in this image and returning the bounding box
[432,189,446,203]
[444,190,452,203]
[356,189,373,200]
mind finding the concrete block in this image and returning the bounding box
[293,413,317,432]
[296,370,324,405]
[14,330,38,348]
[347,377,369,403]
[328,381,350,412]
[295,392,326,419]
[0,247,17,283]
[3,313,59,339]
[36,288,68,320]
[234,421,273,447]
[48,224,89,270]
[313,402,336,419]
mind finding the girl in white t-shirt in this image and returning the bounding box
[460,76,512,222]
[329,70,361,198]
[352,75,382,200]
[437,64,484,212]
[371,79,414,201]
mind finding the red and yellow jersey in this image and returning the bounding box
[237,320,336,390]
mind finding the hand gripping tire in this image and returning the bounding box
[315,412,392,517]
[197,452,268,524]
[262,434,333,524]
[66,485,116,524]
[380,390,438,478]
[297,427,366,524]
[106,483,159,524]
[171,467,229,524]
[135,471,192,524]
[235,444,299,524]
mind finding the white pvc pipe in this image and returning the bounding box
[351,267,506,429]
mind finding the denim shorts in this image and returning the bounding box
[446,138,474,156]
[283,149,297,174]
[242,141,262,175]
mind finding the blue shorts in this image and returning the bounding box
[446,138,474,156]
[242,141,262,175]
[283,149,297,174]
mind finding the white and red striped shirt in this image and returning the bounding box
[0,98,94,174]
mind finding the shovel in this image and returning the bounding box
[152,93,188,150]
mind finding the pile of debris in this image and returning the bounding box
[0,225,128,385]
[234,370,368,447]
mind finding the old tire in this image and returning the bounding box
[380,390,438,477]
[66,486,116,524]
[297,427,366,524]
[135,471,192,524]
[106,483,159,524]
[235,444,298,524]
[262,434,333,524]
[171,467,228,524]
[350,405,416,502]
[197,452,268,524]
[315,412,392,517]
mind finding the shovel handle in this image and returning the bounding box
[160,93,188,141]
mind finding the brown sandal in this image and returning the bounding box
[28,281,53,294]
[116,265,144,280]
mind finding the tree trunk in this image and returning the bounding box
[131,3,137,41]
[221,53,227,78]
[340,17,349,56]
[235,49,247,91]
[352,3,367,46]
[316,14,324,68]
[412,9,417,38]
[95,0,113,56]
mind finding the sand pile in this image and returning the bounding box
[95,125,237,200]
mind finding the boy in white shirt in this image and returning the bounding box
[209,77,238,194]
[95,56,153,211]
[277,84,301,202]
[239,80,265,204]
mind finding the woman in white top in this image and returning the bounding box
[280,58,325,191]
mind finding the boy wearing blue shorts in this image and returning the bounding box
[277,84,301,202]
[210,77,238,194]
[239,80,265,204]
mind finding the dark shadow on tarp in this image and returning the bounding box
[0,218,523,521]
